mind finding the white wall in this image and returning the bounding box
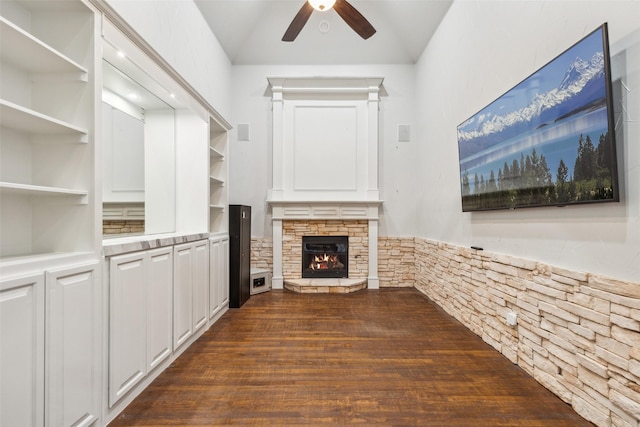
[415,0,640,283]
[228,65,418,238]
[105,0,232,120]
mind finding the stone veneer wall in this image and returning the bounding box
[378,237,416,287]
[251,237,273,271]
[282,220,368,280]
[250,236,418,287]
[251,237,416,288]
[103,220,144,235]
[415,237,640,427]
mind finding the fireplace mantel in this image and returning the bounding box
[268,200,383,220]
[266,77,384,290]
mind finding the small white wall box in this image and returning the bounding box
[250,267,272,295]
[506,312,518,327]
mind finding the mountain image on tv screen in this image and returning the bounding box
[457,23,619,212]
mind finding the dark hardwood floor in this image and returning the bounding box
[110,288,592,426]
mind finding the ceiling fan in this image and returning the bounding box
[282,0,376,42]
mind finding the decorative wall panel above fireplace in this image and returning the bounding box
[267,77,384,202]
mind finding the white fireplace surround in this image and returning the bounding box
[267,77,384,289]
[269,201,383,289]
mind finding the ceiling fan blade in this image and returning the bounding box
[282,2,315,42]
[334,0,376,40]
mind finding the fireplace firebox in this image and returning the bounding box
[302,236,348,279]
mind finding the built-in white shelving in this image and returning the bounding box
[0,0,102,425]
[209,175,225,186]
[2,2,236,427]
[210,146,224,159]
[209,119,228,234]
[0,99,88,136]
[0,0,96,262]
[0,182,88,198]
[0,16,87,75]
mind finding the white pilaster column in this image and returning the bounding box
[272,218,284,289]
[268,78,285,200]
[367,218,379,289]
[367,79,380,201]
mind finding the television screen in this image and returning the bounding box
[457,23,619,212]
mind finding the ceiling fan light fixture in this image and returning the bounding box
[308,0,336,11]
[283,0,375,42]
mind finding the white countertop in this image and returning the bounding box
[102,232,211,257]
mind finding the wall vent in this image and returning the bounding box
[237,123,250,141]
[398,124,410,142]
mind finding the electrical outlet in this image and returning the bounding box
[506,312,518,327]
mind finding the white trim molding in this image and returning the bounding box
[267,77,384,203]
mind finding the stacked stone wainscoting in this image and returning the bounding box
[251,237,273,271]
[378,237,416,287]
[102,220,144,235]
[281,220,368,280]
[414,238,640,427]
[250,235,416,287]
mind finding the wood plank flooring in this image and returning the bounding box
[110,288,592,426]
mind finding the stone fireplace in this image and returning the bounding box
[266,77,384,290]
[283,220,368,280]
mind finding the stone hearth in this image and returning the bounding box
[284,278,367,293]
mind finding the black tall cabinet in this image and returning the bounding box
[229,205,251,308]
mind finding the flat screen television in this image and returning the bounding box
[457,23,619,212]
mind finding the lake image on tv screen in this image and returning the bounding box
[457,26,617,211]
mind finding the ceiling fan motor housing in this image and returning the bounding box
[308,0,336,11]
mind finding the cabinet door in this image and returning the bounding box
[173,243,193,349]
[45,262,100,427]
[146,247,173,372]
[209,237,229,319]
[192,241,209,332]
[209,239,221,319]
[0,273,44,427]
[221,238,230,306]
[109,252,147,407]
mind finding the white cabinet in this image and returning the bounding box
[146,248,173,372]
[173,240,209,350]
[45,262,100,427]
[108,252,147,407]
[0,2,102,419]
[173,244,193,349]
[209,118,228,234]
[108,247,173,407]
[1,264,101,427]
[0,0,98,261]
[193,241,209,331]
[0,273,45,427]
[209,237,229,320]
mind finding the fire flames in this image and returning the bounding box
[310,253,344,271]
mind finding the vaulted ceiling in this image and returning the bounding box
[194,0,453,65]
